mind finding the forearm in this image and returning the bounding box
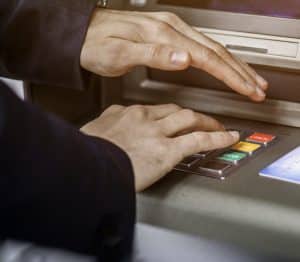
[0,84,135,260]
[0,0,98,89]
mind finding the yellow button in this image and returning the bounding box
[231,141,261,154]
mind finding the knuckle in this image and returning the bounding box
[200,48,216,66]
[194,132,211,149]
[216,132,226,142]
[107,104,122,111]
[181,109,197,123]
[214,43,229,58]
[203,133,214,148]
[160,12,179,24]
[147,44,164,59]
[130,23,145,41]
[155,21,171,34]
[197,132,209,143]
[167,103,181,111]
[103,104,123,116]
[126,105,148,119]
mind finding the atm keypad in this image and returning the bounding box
[179,156,199,168]
[217,151,248,165]
[231,141,261,156]
[198,161,232,178]
[194,151,213,158]
[174,130,277,180]
[246,132,276,146]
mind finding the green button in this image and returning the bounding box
[218,151,247,163]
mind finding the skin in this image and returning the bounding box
[81,9,268,101]
[81,104,240,192]
[80,9,268,191]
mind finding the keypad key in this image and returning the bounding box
[231,141,261,155]
[179,156,199,168]
[217,151,248,164]
[246,132,276,146]
[194,151,213,158]
[198,161,232,176]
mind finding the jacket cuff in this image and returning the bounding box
[87,136,136,260]
[0,85,135,259]
[0,0,99,89]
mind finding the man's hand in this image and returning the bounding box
[81,9,268,101]
[81,104,239,192]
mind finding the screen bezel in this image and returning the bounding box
[123,0,300,38]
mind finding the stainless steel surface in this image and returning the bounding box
[133,223,282,261]
[121,0,300,38]
[197,27,300,71]
[136,116,300,259]
[0,224,285,262]
[123,76,300,127]
[101,1,300,259]
[226,45,268,54]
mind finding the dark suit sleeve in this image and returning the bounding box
[0,84,136,260]
[0,0,98,90]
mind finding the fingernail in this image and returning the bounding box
[171,51,189,65]
[256,86,266,98]
[229,131,240,140]
[256,75,268,88]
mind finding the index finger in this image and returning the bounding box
[142,19,265,101]
[191,48,265,101]
[172,131,240,158]
[144,12,267,91]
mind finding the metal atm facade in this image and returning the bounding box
[29,0,300,259]
[106,0,300,259]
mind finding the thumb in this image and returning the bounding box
[131,43,191,71]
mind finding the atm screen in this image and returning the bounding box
[158,0,300,19]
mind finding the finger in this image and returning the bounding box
[105,37,191,72]
[145,12,257,84]
[106,13,264,100]
[157,109,224,137]
[132,42,191,71]
[144,12,262,86]
[235,57,269,90]
[142,12,266,101]
[144,104,182,120]
[192,49,265,101]
[172,131,240,158]
[101,105,125,117]
[152,24,264,100]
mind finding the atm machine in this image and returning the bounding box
[28,0,300,260]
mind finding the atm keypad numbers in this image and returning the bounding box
[174,131,277,180]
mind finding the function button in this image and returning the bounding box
[246,132,276,146]
[194,151,213,158]
[179,156,199,168]
[217,151,248,164]
[231,141,261,155]
[198,161,232,175]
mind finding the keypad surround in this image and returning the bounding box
[174,130,277,180]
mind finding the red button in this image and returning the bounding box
[246,132,276,144]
